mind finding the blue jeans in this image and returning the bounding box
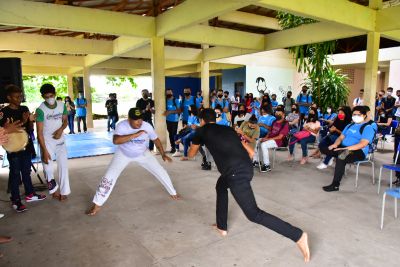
[107,115,117,131]
[67,114,75,133]
[289,135,316,157]
[182,131,197,157]
[319,135,338,165]
[7,150,35,201]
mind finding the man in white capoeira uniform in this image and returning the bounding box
[87,107,180,215]
[36,84,70,201]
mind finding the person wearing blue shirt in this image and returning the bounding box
[296,86,312,117]
[164,89,181,153]
[320,106,375,192]
[75,92,87,133]
[211,89,229,110]
[271,94,279,109]
[181,87,201,127]
[258,106,276,138]
[180,106,200,161]
[215,106,230,126]
[251,98,261,118]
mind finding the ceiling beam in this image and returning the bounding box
[376,6,400,32]
[166,24,265,50]
[121,45,202,61]
[156,0,259,36]
[0,32,113,55]
[381,30,400,43]
[0,0,155,38]
[257,0,375,31]
[22,66,74,76]
[0,52,84,68]
[218,11,282,30]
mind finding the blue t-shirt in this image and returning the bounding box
[258,114,276,137]
[187,115,200,127]
[296,94,312,115]
[182,96,201,122]
[251,101,261,118]
[323,113,337,121]
[211,98,228,109]
[166,98,180,122]
[342,123,375,156]
[75,98,87,117]
[271,100,279,108]
[217,118,230,127]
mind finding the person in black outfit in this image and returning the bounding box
[105,93,118,132]
[136,89,155,151]
[0,85,46,213]
[188,108,310,263]
[383,87,396,116]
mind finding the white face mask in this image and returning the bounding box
[46,97,56,105]
[352,115,364,124]
[327,108,332,113]
[388,92,392,96]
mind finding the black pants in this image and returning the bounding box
[394,134,400,178]
[166,121,179,151]
[77,116,87,132]
[320,146,365,186]
[215,168,303,242]
[145,119,154,151]
[7,150,35,201]
[231,111,238,127]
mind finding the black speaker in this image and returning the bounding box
[0,58,23,104]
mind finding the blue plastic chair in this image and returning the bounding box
[378,143,400,194]
[380,188,400,229]
[379,120,397,150]
[353,135,378,189]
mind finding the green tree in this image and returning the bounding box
[105,77,137,90]
[22,75,68,102]
[276,12,349,111]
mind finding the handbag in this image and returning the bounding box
[293,130,311,140]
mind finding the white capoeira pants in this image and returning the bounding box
[93,150,177,206]
[42,138,70,195]
[254,140,278,165]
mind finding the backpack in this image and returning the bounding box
[282,97,295,106]
[297,93,311,104]
[347,120,378,153]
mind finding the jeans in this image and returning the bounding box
[77,116,87,132]
[215,168,303,242]
[67,114,75,133]
[166,121,179,152]
[145,120,154,151]
[289,135,316,157]
[107,115,117,131]
[320,146,365,186]
[7,150,35,201]
[182,131,197,157]
[395,134,400,179]
[319,134,338,165]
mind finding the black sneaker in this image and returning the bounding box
[322,184,339,192]
[260,164,271,173]
[253,161,259,168]
[202,162,212,170]
[47,179,58,195]
[170,149,176,154]
[12,200,27,213]
[392,179,400,186]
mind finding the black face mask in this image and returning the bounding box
[166,94,173,98]
[275,115,282,120]
[302,90,307,94]
[218,94,223,98]
[184,92,190,96]
[292,108,297,112]
[238,110,245,115]
[216,114,221,118]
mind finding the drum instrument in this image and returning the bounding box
[2,130,29,153]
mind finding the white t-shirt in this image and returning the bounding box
[230,96,240,111]
[353,97,364,106]
[114,120,157,158]
[234,115,246,126]
[36,100,67,140]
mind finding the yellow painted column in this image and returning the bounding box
[363,32,380,114]
[83,68,94,128]
[201,44,210,108]
[67,74,74,98]
[151,36,166,147]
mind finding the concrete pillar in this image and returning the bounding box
[67,74,74,98]
[83,68,94,128]
[388,60,400,90]
[363,32,380,112]
[201,44,210,108]
[151,36,166,147]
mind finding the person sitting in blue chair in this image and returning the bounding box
[321,106,375,192]
[376,107,393,137]
[258,106,276,138]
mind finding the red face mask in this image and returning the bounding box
[338,113,345,120]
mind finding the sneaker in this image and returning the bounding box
[260,164,271,173]
[47,179,59,195]
[25,193,47,203]
[12,200,27,213]
[392,179,400,186]
[170,149,176,154]
[328,158,334,166]
[253,161,259,168]
[172,151,182,157]
[0,213,4,219]
[322,184,339,192]
[202,162,212,170]
[316,163,328,170]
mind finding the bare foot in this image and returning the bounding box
[212,224,227,237]
[86,204,101,216]
[300,157,308,165]
[59,195,68,202]
[286,155,294,161]
[170,194,181,200]
[296,232,310,263]
[180,157,189,161]
[0,236,12,244]
[52,192,61,201]
[175,140,181,145]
